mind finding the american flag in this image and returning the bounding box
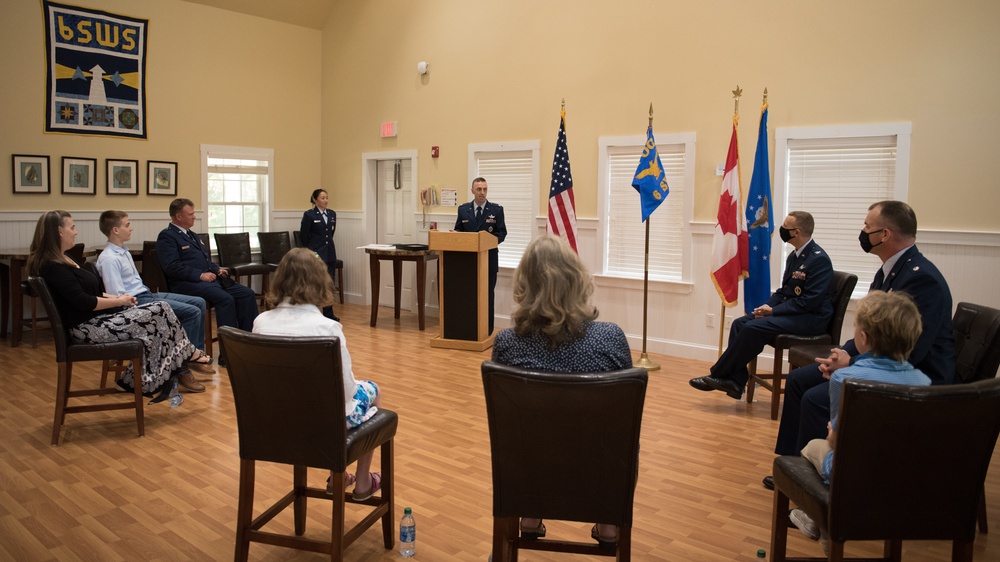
[547,110,578,252]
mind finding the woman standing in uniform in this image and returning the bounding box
[299,188,339,321]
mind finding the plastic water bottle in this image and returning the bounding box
[168,379,183,408]
[399,506,415,557]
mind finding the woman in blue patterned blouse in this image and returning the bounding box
[491,234,632,549]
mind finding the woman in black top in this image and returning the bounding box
[28,211,203,395]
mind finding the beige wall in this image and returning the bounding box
[321,0,1000,230]
[1,0,321,213]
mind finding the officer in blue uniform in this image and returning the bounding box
[299,188,339,321]
[453,177,507,334]
[690,211,834,399]
[156,198,259,346]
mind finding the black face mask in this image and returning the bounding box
[778,226,795,243]
[859,228,885,253]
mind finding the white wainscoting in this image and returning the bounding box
[4,211,998,365]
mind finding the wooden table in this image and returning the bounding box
[365,247,438,331]
[0,246,141,347]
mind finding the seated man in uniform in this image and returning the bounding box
[690,211,833,400]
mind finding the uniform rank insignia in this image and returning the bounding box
[794,286,802,295]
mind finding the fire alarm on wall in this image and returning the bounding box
[431,146,440,158]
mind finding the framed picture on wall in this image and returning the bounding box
[62,156,97,195]
[106,159,139,195]
[12,154,50,193]
[147,160,177,196]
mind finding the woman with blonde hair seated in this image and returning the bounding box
[28,210,203,395]
[492,234,632,549]
[252,247,383,499]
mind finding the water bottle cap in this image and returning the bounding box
[757,548,766,558]
[404,507,412,514]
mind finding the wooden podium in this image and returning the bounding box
[428,230,497,350]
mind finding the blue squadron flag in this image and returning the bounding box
[632,126,670,222]
[743,101,773,314]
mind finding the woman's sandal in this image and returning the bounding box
[519,519,546,540]
[591,524,619,550]
[326,473,356,494]
[352,472,382,501]
[185,351,215,374]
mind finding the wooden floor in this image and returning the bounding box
[1,302,999,561]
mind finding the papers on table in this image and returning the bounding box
[358,244,396,250]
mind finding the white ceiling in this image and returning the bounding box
[179,0,335,30]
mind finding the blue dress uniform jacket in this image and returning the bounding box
[709,239,834,387]
[453,200,507,334]
[299,207,337,266]
[155,224,258,332]
[775,244,956,455]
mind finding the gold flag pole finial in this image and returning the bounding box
[762,87,768,105]
[732,85,743,116]
[648,103,654,127]
[561,98,566,119]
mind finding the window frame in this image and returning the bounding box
[597,132,696,285]
[773,122,911,298]
[200,144,274,251]
[467,140,540,269]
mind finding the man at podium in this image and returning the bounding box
[454,177,507,334]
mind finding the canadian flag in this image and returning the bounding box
[710,122,749,306]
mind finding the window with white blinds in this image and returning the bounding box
[469,142,539,269]
[601,134,693,282]
[201,145,273,251]
[777,124,910,299]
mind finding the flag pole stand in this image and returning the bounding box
[637,217,660,371]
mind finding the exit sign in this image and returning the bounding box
[381,121,398,138]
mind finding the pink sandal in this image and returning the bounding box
[353,472,382,501]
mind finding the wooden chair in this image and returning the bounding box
[256,231,291,309]
[951,302,1000,534]
[23,242,85,347]
[770,377,1000,561]
[218,326,397,561]
[214,232,270,308]
[29,276,145,445]
[294,230,344,304]
[481,361,647,562]
[143,241,218,358]
[747,271,858,420]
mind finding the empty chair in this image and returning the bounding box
[219,326,397,561]
[951,302,1000,534]
[749,271,858,420]
[256,231,291,309]
[770,377,1000,561]
[214,232,270,308]
[29,276,145,445]
[482,360,647,561]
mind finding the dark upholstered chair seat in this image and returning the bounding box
[748,271,858,420]
[219,326,396,561]
[770,378,1000,561]
[482,361,647,561]
[29,276,145,445]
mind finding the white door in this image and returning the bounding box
[376,158,416,309]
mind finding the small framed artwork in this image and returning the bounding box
[147,160,177,196]
[12,154,50,193]
[62,156,97,195]
[106,159,139,195]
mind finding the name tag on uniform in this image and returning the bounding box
[181,245,190,250]
[314,219,321,223]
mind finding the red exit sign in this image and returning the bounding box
[381,121,398,138]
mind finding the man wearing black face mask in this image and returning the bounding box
[691,211,833,399]
[762,200,955,491]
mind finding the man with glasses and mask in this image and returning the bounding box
[762,200,955,491]
[691,211,833,400]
